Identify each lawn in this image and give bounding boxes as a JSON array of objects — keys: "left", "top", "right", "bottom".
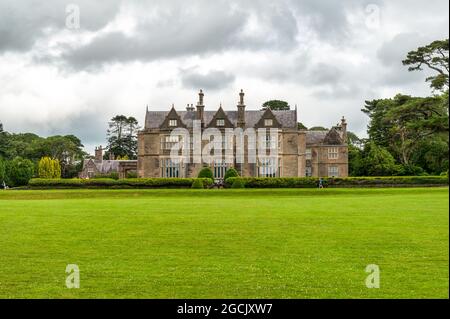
[{"left": 0, "top": 188, "right": 448, "bottom": 299}]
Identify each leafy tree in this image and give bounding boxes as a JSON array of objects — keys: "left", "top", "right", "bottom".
[
  {"left": 106, "top": 115, "right": 140, "bottom": 159},
  {"left": 6, "top": 157, "right": 35, "bottom": 187},
  {"left": 297, "top": 122, "right": 307, "bottom": 130},
  {"left": 262, "top": 100, "right": 290, "bottom": 111},
  {"left": 362, "top": 94, "right": 448, "bottom": 172},
  {"left": 402, "top": 39, "right": 449, "bottom": 92},
  {"left": 38, "top": 157, "right": 61, "bottom": 179},
  {"left": 362, "top": 142, "right": 400, "bottom": 176},
  {"left": 0, "top": 157, "right": 6, "bottom": 184}
]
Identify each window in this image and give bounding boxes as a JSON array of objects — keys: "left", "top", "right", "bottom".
[
  {"left": 257, "top": 157, "right": 280, "bottom": 177},
  {"left": 216, "top": 119, "right": 225, "bottom": 127},
  {"left": 305, "top": 148, "right": 312, "bottom": 160},
  {"left": 212, "top": 159, "right": 228, "bottom": 180},
  {"left": 328, "top": 147, "right": 338, "bottom": 159},
  {"left": 263, "top": 134, "right": 277, "bottom": 150},
  {"left": 328, "top": 166, "right": 339, "bottom": 177},
  {"left": 264, "top": 119, "right": 273, "bottom": 126},
  {"left": 161, "top": 158, "right": 182, "bottom": 178},
  {"left": 305, "top": 166, "right": 312, "bottom": 177},
  {"left": 169, "top": 119, "right": 177, "bottom": 127},
  {"left": 161, "top": 135, "right": 181, "bottom": 150}
]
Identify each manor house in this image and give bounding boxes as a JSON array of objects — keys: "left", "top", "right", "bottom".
[{"left": 137, "top": 90, "right": 348, "bottom": 179}]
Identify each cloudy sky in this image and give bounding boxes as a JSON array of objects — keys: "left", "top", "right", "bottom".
[{"left": 0, "top": 0, "right": 448, "bottom": 153}]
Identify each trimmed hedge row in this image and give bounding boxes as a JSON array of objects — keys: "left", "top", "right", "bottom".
[
  {"left": 225, "top": 176, "right": 449, "bottom": 188},
  {"left": 28, "top": 178, "right": 214, "bottom": 189}
]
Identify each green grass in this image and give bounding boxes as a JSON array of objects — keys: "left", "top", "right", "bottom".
[{"left": 0, "top": 188, "right": 448, "bottom": 299}]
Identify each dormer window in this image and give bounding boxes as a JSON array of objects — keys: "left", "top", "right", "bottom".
[
  {"left": 169, "top": 119, "right": 177, "bottom": 127},
  {"left": 216, "top": 119, "right": 225, "bottom": 127},
  {"left": 264, "top": 119, "right": 273, "bottom": 126}
]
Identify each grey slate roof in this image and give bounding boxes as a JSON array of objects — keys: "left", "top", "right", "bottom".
[
  {"left": 83, "top": 159, "right": 137, "bottom": 174},
  {"left": 306, "top": 131, "right": 328, "bottom": 144},
  {"left": 145, "top": 109, "right": 297, "bottom": 129}
]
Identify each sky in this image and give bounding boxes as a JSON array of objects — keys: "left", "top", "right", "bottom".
[{"left": 0, "top": 0, "right": 448, "bottom": 154}]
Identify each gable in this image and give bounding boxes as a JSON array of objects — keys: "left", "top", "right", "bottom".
[
  {"left": 323, "top": 128, "right": 343, "bottom": 145},
  {"left": 254, "top": 108, "right": 282, "bottom": 128},
  {"left": 207, "top": 106, "right": 234, "bottom": 128},
  {"left": 159, "top": 107, "right": 187, "bottom": 130}
]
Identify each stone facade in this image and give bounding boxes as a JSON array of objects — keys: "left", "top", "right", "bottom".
[
  {"left": 138, "top": 90, "right": 348, "bottom": 179},
  {"left": 79, "top": 146, "right": 137, "bottom": 179}
]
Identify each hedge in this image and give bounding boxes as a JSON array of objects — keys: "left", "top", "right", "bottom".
[
  {"left": 224, "top": 176, "right": 449, "bottom": 188},
  {"left": 28, "top": 178, "right": 214, "bottom": 189}
]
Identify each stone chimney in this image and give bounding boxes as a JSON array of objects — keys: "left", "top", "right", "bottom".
[
  {"left": 196, "top": 89, "right": 205, "bottom": 126},
  {"left": 237, "top": 89, "right": 246, "bottom": 128},
  {"left": 186, "top": 104, "right": 195, "bottom": 112},
  {"left": 95, "top": 146, "right": 103, "bottom": 162},
  {"left": 340, "top": 116, "right": 347, "bottom": 143}
]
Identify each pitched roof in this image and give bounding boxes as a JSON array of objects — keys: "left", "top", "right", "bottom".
[
  {"left": 306, "top": 131, "right": 328, "bottom": 144},
  {"left": 145, "top": 109, "right": 297, "bottom": 129},
  {"left": 83, "top": 159, "right": 137, "bottom": 174}
]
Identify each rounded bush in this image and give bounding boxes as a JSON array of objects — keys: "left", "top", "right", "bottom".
[
  {"left": 191, "top": 179, "right": 204, "bottom": 189},
  {"left": 231, "top": 178, "right": 245, "bottom": 189},
  {"left": 198, "top": 167, "right": 214, "bottom": 179},
  {"left": 224, "top": 167, "right": 239, "bottom": 181}
]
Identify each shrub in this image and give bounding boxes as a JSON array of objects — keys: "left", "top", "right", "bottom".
[
  {"left": 191, "top": 179, "right": 204, "bottom": 189},
  {"left": 225, "top": 176, "right": 448, "bottom": 188},
  {"left": 28, "top": 177, "right": 214, "bottom": 189},
  {"left": 231, "top": 178, "right": 245, "bottom": 189},
  {"left": 6, "top": 157, "right": 35, "bottom": 187},
  {"left": 126, "top": 171, "right": 138, "bottom": 179},
  {"left": 94, "top": 172, "right": 119, "bottom": 180},
  {"left": 224, "top": 167, "right": 239, "bottom": 180},
  {"left": 198, "top": 167, "right": 214, "bottom": 179}
]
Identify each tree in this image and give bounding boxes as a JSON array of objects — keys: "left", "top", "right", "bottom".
[
  {"left": 6, "top": 157, "right": 35, "bottom": 187},
  {"left": 0, "top": 122, "right": 7, "bottom": 158},
  {"left": 0, "top": 157, "right": 6, "bottom": 184},
  {"left": 262, "top": 100, "right": 290, "bottom": 111},
  {"left": 362, "top": 142, "right": 400, "bottom": 176},
  {"left": 402, "top": 39, "right": 449, "bottom": 92},
  {"left": 106, "top": 115, "right": 140, "bottom": 159},
  {"left": 362, "top": 94, "right": 448, "bottom": 171},
  {"left": 297, "top": 122, "right": 308, "bottom": 130},
  {"left": 38, "top": 157, "right": 61, "bottom": 179}
]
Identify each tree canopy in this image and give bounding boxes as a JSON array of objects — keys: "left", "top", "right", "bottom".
[
  {"left": 106, "top": 115, "right": 140, "bottom": 160},
  {"left": 262, "top": 100, "right": 290, "bottom": 111},
  {"left": 402, "top": 39, "right": 449, "bottom": 92}
]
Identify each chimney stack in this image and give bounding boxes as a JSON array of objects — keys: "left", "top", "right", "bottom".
[
  {"left": 95, "top": 146, "right": 103, "bottom": 162},
  {"left": 237, "top": 89, "right": 246, "bottom": 128},
  {"left": 196, "top": 89, "right": 205, "bottom": 126},
  {"left": 340, "top": 116, "right": 347, "bottom": 143}
]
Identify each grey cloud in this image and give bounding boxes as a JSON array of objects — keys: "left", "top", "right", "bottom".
[
  {"left": 60, "top": 1, "right": 301, "bottom": 69},
  {"left": 0, "top": 0, "right": 122, "bottom": 52},
  {"left": 181, "top": 68, "right": 235, "bottom": 91}
]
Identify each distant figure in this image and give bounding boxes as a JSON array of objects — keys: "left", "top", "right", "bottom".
[
  {"left": 2, "top": 181, "right": 7, "bottom": 190},
  {"left": 318, "top": 178, "right": 324, "bottom": 189}
]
